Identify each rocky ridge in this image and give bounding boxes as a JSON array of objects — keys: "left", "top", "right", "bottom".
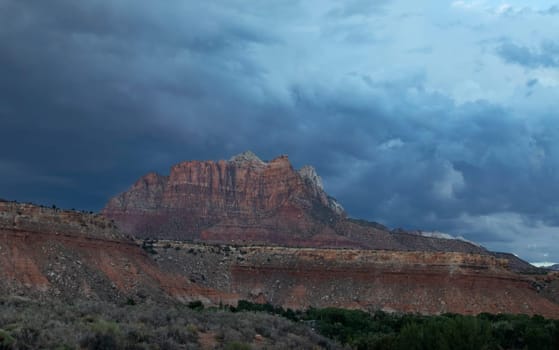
[
  {"left": 0, "top": 201, "right": 234, "bottom": 304},
  {"left": 1, "top": 198, "right": 559, "bottom": 317},
  {"left": 151, "top": 241, "right": 559, "bottom": 318},
  {"left": 0, "top": 201, "right": 122, "bottom": 240},
  {"left": 103, "top": 152, "right": 487, "bottom": 254},
  {"left": 103, "top": 153, "right": 348, "bottom": 245}
]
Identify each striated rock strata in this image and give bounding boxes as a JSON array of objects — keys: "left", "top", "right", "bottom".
[
  {"left": 103, "top": 152, "right": 486, "bottom": 254},
  {"left": 99, "top": 152, "right": 559, "bottom": 316},
  {"left": 2, "top": 201, "right": 558, "bottom": 317},
  {"left": 103, "top": 152, "right": 346, "bottom": 244},
  {"left": 0, "top": 201, "right": 236, "bottom": 304},
  {"left": 152, "top": 241, "right": 559, "bottom": 318}
]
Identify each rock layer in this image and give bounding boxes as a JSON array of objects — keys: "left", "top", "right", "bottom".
[
  {"left": 103, "top": 153, "right": 349, "bottom": 245},
  {"left": 103, "top": 152, "right": 486, "bottom": 254},
  {"left": 152, "top": 241, "right": 559, "bottom": 318},
  {"left": 0, "top": 201, "right": 235, "bottom": 304},
  {"left": 2, "top": 200, "right": 558, "bottom": 317}
]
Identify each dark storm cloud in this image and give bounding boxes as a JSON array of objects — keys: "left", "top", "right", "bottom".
[
  {"left": 289, "top": 77, "right": 559, "bottom": 259},
  {"left": 0, "top": 0, "right": 287, "bottom": 208},
  {"left": 496, "top": 39, "right": 559, "bottom": 68}
]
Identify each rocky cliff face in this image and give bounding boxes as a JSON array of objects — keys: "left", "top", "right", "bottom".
[
  {"left": 102, "top": 152, "right": 486, "bottom": 254},
  {"left": 0, "top": 201, "right": 235, "bottom": 304},
  {"left": 103, "top": 152, "right": 348, "bottom": 245}
]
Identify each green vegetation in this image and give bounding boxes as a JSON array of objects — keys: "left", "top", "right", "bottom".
[
  {"left": 224, "top": 341, "right": 251, "bottom": 350},
  {"left": 1, "top": 296, "right": 558, "bottom": 349},
  {"left": 0, "top": 329, "right": 15, "bottom": 350},
  {"left": 187, "top": 300, "right": 205, "bottom": 311},
  {"left": 232, "top": 301, "right": 559, "bottom": 350}
]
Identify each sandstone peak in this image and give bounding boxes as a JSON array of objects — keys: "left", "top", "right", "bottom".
[
  {"left": 103, "top": 153, "right": 348, "bottom": 243},
  {"left": 299, "top": 165, "right": 324, "bottom": 191},
  {"left": 229, "top": 150, "right": 266, "bottom": 166}
]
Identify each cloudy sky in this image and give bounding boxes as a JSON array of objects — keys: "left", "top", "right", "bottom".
[{"left": 2, "top": 0, "right": 559, "bottom": 263}]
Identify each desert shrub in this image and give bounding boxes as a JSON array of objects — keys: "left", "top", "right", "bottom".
[
  {"left": 0, "top": 329, "right": 15, "bottom": 350},
  {"left": 125, "top": 327, "right": 151, "bottom": 345},
  {"left": 80, "top": 332, "right": 119, "bottom": 350},
  {"left": 186, "top": 323, "right": 198, "bottom": 334},
  {"left": 216, "top": 327, "right": 244, "bottom": 345},
  {"left": 80, "top": 319, "right": 123, "bottom": 350},
  {"left": 90, "top": 319, "right": 120, "bottom": 335},
  {"left": 166, "top": 325, "right": 198, "bottom": 344},
  {"left": 0, "top": 297, "right": 336, "bottom": 349},
  {"left": 254, "top": 325, "right": 271, "bottom": 338},
  {"left": 188, "top": 300, "right": 204, "bottom": 311},
  {"left": 11, "top": 326, "right": 40, "bottom": 350},
  {"left": 224, "top": 341, "right": 251, "bottom": 350}
]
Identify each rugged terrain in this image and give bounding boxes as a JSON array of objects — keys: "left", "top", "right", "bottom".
[
  {"left": 0, "top": 201, "right": 233, "bottom": 304},
  {"left": 0, "top": 297, "right": 338, "bottom": 350},
  {"left": 103, "top": 151, "right": 486, "bottom": 254},
  {"left": 150, "top": 241, "right": 559, "bottom": 318},
  {"left": 99, "top": 151, "right": 559, "bottom": 317},
  {"left": 3, "top": 198, "right": 559, "bottom": 317},
  {"left": 3, "top": 152, "right": 559, "bottom": 319}
]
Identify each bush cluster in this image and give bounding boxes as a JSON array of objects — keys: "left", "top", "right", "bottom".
[
  {"left": 0, "top": 297, "right": 337, "bottom": 349},
  {"left": 2, "top": 296, "right": 558, "bottom": 349},
  {"left": 231, "top": 301, "right": 559, "bottom": 350}
]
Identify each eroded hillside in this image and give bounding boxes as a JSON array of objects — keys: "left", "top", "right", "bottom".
[
  {"left": 0, "top": 201, "right": 233, "bottom": 304},
  {"left": 150, "top": 241, "right": 559, "bottom": 318}
]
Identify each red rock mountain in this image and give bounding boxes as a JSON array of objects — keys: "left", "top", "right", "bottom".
[
  {"left": 103, "top": 152, "right": 348, "bottom": 246},
  {"left": 103, "top": 152, "right": 486, "bottom": 253}
]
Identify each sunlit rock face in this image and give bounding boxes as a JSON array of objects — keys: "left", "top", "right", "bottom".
[{"left": 102, "top": 152, "right": 351, "bottom": 246}]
